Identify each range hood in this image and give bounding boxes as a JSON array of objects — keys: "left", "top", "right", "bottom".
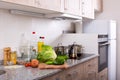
[
  {"left": 45, "top": 13, "right": 82, "bottom": 20},
  {"left": 10, "top": 9, "right": 82, "bottom": 20}
]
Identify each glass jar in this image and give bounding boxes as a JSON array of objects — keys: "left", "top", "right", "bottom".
[{"left": 10, "top": 51, "right": 17, "bottom": 65}]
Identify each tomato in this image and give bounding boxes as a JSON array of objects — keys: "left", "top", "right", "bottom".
[
  {"left": 31, "top": 59, "right": 39, "bottom": 68},
  {"left": 24, "top": 62, "right": 31, "bottom": 67}
]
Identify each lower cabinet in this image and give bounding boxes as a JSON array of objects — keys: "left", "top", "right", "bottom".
[
  {"left": 41, "top": 71, "right": 66, "bottom": 80},
  {"left": 84, "top": 57, "right": 98, "bottom": 80},
  {"left": 65, "top": 64, "right": 84, "bottom": 80},
  {"left": 98, "top": 68, "right": 108, "bottom": 80},
  {"left": 41, "top": 57, "right": 98, "bottom": 80}
]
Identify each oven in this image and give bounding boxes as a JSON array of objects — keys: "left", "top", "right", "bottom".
[{"left": 98, "top": 35, "right": 109, "bottom": 72}]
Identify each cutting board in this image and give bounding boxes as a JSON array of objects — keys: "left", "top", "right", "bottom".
[{"left": 38, "top": 63, "right": 69, "bottom": 69}]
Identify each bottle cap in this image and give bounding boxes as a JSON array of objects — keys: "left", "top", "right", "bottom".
[
  {"left": 32, "top": 32, "right": 36, "bottom": 34},
  {"left": 40, "top": 36, "right": 45, "bottom": 39}
]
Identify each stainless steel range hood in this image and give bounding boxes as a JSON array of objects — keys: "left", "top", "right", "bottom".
[{"left": 45, "top": 13, "right": 82, "bottom": 20}]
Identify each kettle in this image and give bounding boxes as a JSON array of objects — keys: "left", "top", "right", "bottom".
[{"left": 68, "top": 42, "right": 82, "bottom": 59}]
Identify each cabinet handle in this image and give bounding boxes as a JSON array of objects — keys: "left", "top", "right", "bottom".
[
  {"left": 88, "top": 71, "right": 95, "bottom": 74},
  {"left": 55, "top": 78, "right": 60, "bottom": 80},
  {"left": 38, "top": 0, "right": 41, "bottom": 5},
  {"left": 64, "top": 0, "right": 67, "bottom": 10},
  {"left": 82, "top": 2, "right": 84, "bottom": 4},
  {"left": 35, "top": 0, "right": 40, "bottom": 5},
  {"left": 82, "top": 12, "right": 84, "bottom": 15},
  {"left": 66, "top": 73, "right": 72, "bottom": 80},
  {"left": 101, "top": 75, "right": 105, "bottom": 80},
  {"left": 88, "top": 64, "right": 91, "bottom": 67},
  {"left": 79, "top": 0, "right": 81, "bottom": 9},
  {"left": 73, "top": 71, "right": 78, "bottom": 76}
]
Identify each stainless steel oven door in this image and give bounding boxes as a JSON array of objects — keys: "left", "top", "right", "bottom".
[{"left": 98, "top": 42, "right": 109, "bottom": 72}]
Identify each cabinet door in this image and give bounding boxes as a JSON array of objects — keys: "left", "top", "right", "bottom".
[
  {"left": 98, "top": 68, "right": 108, "bottom": 80},
  {"left": 65, "top": 64, "right": 84, "bottom": 80},
  {"left": 82, "top": 0, "right": 94, "bottom": 19},
  {"left": 64, "top": 0, "right": 81, "bottom": 16},
  {"left": 84, "top": 57, "right": 98, "bottom": 80},
  {"left": 1, "top": 0, "right": 35, "bottom": 6},
  {"left": 35, "top": 0, "right": 62, "bottom": 12},
  {"left": 41, "top": 71, "right": 65, "bottom": 80}
]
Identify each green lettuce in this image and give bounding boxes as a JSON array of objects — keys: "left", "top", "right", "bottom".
[{"left": 37, "top": 45, "right": 57, "bottom": 62}]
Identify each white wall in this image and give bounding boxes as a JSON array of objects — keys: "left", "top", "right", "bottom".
[
  {"left": 56, "top": 34, "right": 98, "bottom": 54},
  {"left": 84, "top": 0, "right": 120, "bottom": 80},
  {"left": 0, "top": 9, "right": 74, "bottom": 60}
]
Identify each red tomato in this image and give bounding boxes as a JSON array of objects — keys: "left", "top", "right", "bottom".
[
  {"left": 25, "top": 62, "right": 31, "bottom": 67},
  {"left": 31, "top": 59, "right": 39, "bottom": 68}
]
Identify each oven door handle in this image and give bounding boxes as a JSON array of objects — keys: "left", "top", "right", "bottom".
[{"left": 99, "top": 42, "right": 110, "bottom": 46}]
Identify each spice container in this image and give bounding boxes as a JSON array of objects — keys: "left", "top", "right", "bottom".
[
  {"left": 10, "top": 51, "right": 17, "bottom": 65},
  {"left": 3, "top": 47, "right": 11, "bottom": 65}
]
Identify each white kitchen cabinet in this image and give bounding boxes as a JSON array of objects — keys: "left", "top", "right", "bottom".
[
  {"left": 1, "top": 0, "right": 62, "bottom": 12},
  {"left": 81, "top": 0, "right": 95, "bottom": 19},
  {"left": 35, "top": 0, "right": 62, "bottom": 12},
  {"left": 0, "top": 0, "right": 95, "bottom": 19},
  {"left": 1, "top": 0, "right": 35, "bottom": 7},
  {"left": 64, "top": 0, "right": 81, "bottom": 16},
  {"left": 0, "top": 0, "right": 62, "bottom": 14},
  {"left": 94, "top": 0, "right": 103, "bottom": 12}
]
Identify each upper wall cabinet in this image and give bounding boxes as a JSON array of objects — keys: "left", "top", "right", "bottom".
[
  {"left": 63, "top": 0, "right": 81, "bottom": 16},
  {"left": 1, "top": 0, "right": 35, "bottom": 6},
  {"left": 0, "top": 0, "right": 95, "bottom": 19},
  {"left": 0, "top": 0, "right": 61, "bottom": 14},
  {"left": 35, "top": 0, "right": 62, "bottom": 12},
  {"left": 81, "top": 0, "right": 95, "bottom": 19},
  {"left": 94, "top": 0, "right": 103, "bottom": 12}
]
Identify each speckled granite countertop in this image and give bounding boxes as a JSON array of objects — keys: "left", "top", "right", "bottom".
[{"left": 0, "top": 54, "right": 98, "bottom": 80}]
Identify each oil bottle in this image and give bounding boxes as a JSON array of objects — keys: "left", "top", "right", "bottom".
[{"left": 37, "top": 36, "right": 45, "bottom": 52}]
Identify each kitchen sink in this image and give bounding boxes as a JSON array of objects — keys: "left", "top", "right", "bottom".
[{"left": 0, "top": 70, "right": 6, "bottom": 75}]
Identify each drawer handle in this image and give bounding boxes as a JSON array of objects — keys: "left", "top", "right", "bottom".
[
  {"left": 56, "top": 78, "right": 60, "bottom": 80},
  {"left": 88, "top": 64, "right": 91, "bottom": 67}
]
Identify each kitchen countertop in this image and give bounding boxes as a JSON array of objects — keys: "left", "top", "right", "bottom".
[{"left": 0, "top": 54, "right": 99, "bottom": 80}]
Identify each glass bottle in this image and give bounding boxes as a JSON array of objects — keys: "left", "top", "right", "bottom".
[
  {"left": 19, "top": 33, "right": 30, "bottom": 62},
  {"left": 37, "top": 36, "right": 45, "bottom": 52},
  {"left": 10, "top": 51, "right": 17, "bottom": 65},
  {"left": 30, "top": 32, "right": 37, "bottom": 51}
]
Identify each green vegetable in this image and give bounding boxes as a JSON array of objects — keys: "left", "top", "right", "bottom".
[
  {"left": 42, "top": 45, "right": 53, "bottom": 51},
  {"left": 45, "top": 54, "right": 68, "bottom": 65},
  {"left": 53, "top": 56, "right": 65, "bottom": 65},
  {"left": 37, "top": 45, "right": 57, "bottom": 63},
  {"left": 45, "top": 61, "right": 54, "bottom": 65},
  {"left": 57, "top": 54, "right": 69, "bottom": 61}
]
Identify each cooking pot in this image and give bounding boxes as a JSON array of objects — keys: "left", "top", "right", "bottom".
[
  {"left": 68, "top": 42, "right": 82, "bottom": 59},
  {"left": 54, "top": 43, "right": 68, "bottom": 55}
]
